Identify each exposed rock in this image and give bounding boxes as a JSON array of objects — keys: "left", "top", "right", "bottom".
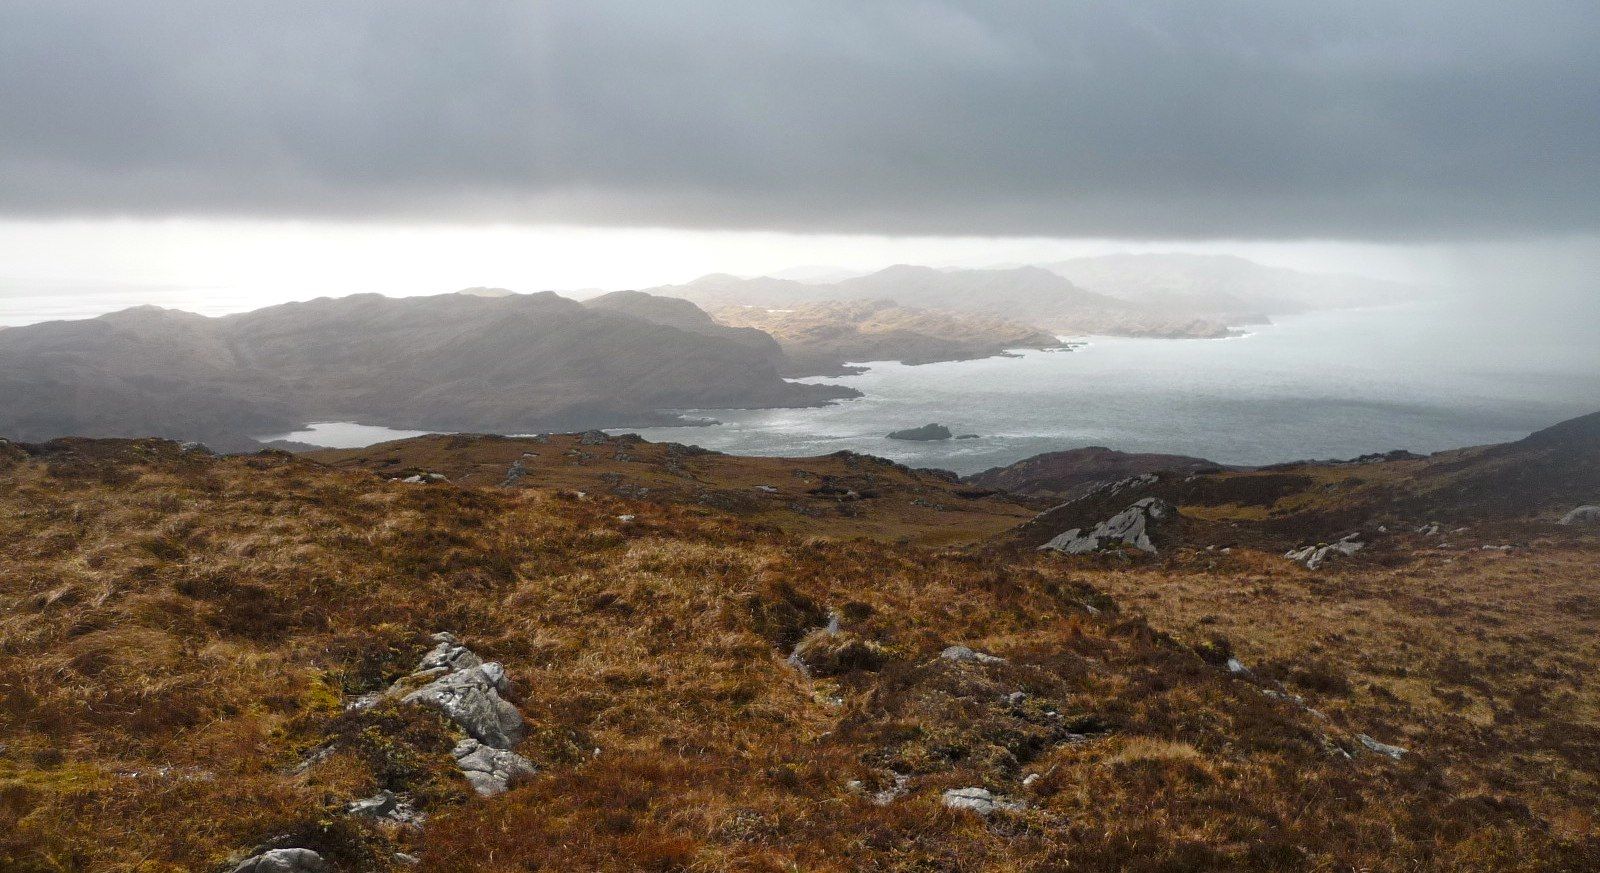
[
  {"left": 940, "top": 645, "right": 1006, "bottom": 665},
  {"left": 500, "top": 459, "right": 528, "bottom": 487},
  {"left": 346, "top": 789, "right": 422, "bottom": 823},
  {"left": 887, "top": 423, "right": 952, "bottom": 441},
  {"left": 941, "top": 787, "right": 1026, "bottom": 815},
  {"left": 579, "top": 430, "right": 610, "bottom": 445},
  {"left": 848, "top": 773, "right": 912, "bottom": 806},
  {"left": 230, "top": 848, "right": 329, "bottom": 873},
  {"left": 1286, "top": 533, "right": 1364, "bottom": 569},
  {"left": 453, "top": 738, "right": 537, "bottom": 796},
  {"left": 1037, "top": 497, "right": 1174, "bottom": 555},
  {"left": 416, "top": 632, "right": 484, "bottom": 673},
  {"left": 348, "top": 790, "right": 396, "bottom": 817},
  {"left": 403, "top": 662, "right": 524, "bottom": 749},
  {"left": 1357, "top": 734, "right": 1408, "bottom": 760},
  {"left": 955, "top": 433, "right": 980, "bottom": 440},
  {"left": 1559, "top": 505, "right": 1600, "bottom": 526}
]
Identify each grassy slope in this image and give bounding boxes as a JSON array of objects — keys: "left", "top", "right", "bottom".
[
  {"left": 307, "top": 433, "right": 1035, "bottom": 548},
  {"left": 0, "top": 439, "right": 1594, "bottom": 871}
]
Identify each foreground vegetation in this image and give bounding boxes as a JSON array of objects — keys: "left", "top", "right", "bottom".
[{"left": 1, "top": 435, "right": 1596, "bottom": 871}]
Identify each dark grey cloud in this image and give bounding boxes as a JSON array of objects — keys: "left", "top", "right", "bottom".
[{"left": 2, "top": 1, "right": 1598, "bottom": 239}]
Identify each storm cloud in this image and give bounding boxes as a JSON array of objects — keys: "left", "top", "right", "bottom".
[{"left": 2, "top": 1, "right": 1598, "bottom": 239}]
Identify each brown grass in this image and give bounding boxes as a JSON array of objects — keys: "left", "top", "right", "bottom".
[{"left": 0, "top": 438, "right": 1594, "bottom": 871}]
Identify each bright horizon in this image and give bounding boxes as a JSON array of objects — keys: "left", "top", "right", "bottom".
[{"left": 0, "top": 218, "right": 1453, "bottom": 327}]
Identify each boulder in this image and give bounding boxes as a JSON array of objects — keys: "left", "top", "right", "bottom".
[
  {"left": 887, "top": 423, "right": 952, "bottom": 441},
  {"left": 403, "top": 662, "right": 525, "bottom": 749},
  {"left": 1286, "top": 533, "right": 1364, "bottom": 569},
  {"left": 416, "top": 632, "right": 484, "bottom": 673},
  {"left": 230, "top": 849, "right": 329, "bottom": 873},
  {"left": 940, "top": 645, "right": 1006, "bottom": 665},
  {"left": 1559, "top": 505, "right": 1600, "bottom": 526},
  {"left": 345, "top": 789, "right": 422, "bottom": 823},
  {"left": 453, "top": 739, "right": 537, "bottom": 796},
  {"left": 1037, "top": 497, "right": 1174, "bottom": 555},
  {"left": 941, "top": 787, "right": 1025, "bottom": 815},
  {"left": 500, "top": 459, "right": 528, "bottom": 487},
  {"left": 579, "top": 430, "right": 610, "bottom": 445},
  {"left": 1357, "top": 733, "right": 1408, "bottom": 760},
  {"left": 347, "top": 790, "right": 398, "bottom": 818}
]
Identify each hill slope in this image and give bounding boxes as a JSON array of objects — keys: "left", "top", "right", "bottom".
[
  {"left": 710, "top": 300, "right": 1063, "bottom": 376},
  {"left": 968, "top": 446, "right": 1228, "bottom": 503},
  {"left": 652, "top": 265, "right": 1236, "bottom": 338},
  {"left": 0, "top": 292, "right": 854, "bottom": 451},
  {"left": 306, "top": 430, "right": 1035, "bottom": 547},
  {"left": 2, "top": 415, "right": 1598, "bottom": 870}
]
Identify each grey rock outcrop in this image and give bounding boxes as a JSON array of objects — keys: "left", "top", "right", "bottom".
[
  {"left": 230, "top": 849, "right": 329, "bottom": 873},
  {"left": 1037, "top": 496, "right": 1174, "bottom": 555},
  {"left": 397, "top": 632, "right": 535, "bottom": 796},
  {"left": 1559, "top": 505, "right": 1600, "bottom": 526},
  {"left": 454, "top": 739, "right": 538, "bottom": 796},
  {"left": 416, "top": 632, "right": 484, "bottom": 674},
  {"left": 1357, "top": 734, "right": 1408, "bottom": 760},
  {"left": 941, "top": 787, "right": 1025, "bottom": 815},
  {"left": 346, "top": 789, "right": 423, "bottom": 824},
  {"left": 940, "top": 645, "right": 1006, "bottom": 665},
  {"left": 1286, "top": 533, "right": 1364, "bottom": 569},
  {"left": 403, "top": 656, "right": 524, "bottom": 750}
]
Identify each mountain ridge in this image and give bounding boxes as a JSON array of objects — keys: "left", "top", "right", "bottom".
[{"left": 0, "top": 291, "right": 856, "bottom": 451}]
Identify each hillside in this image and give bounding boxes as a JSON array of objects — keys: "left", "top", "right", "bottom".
[
  {"left": 1009, "top": 410, "right": 1600, "bottom": 554},
  {"left": 580, "top": 290, "right": 785, "bottom": 362},
  {"left": 306, "top": 431, "right": 1034, "bottom": 547},
  {"left": 651, "top": 266, "right": 1236, "bottom": 339},
  {"left": 968, "top": 446, "right": 1229, "bottom": 503},
  {"left": 1, "top": 414, "right": 1598, "bottom": 870},
  {"left": 0, "top": 292, "right": 854, "bottom": 452},
  {"left": 710, "top": 300, "right": 1063, "bottom": 376}
]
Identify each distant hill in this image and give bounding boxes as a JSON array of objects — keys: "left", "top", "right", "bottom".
[
  {"left": 650, "top": 265, "right": 1236, "bottom": 338},
  {"left": 711, "top": 299, "right": 1062, "bottom": 376},
  {"left": 1043, "top": 253, "right": 1413, "bottom": 322},
  {"left": 1008, "top": 408, "right": 1600, "bottom": 553},
  {"left": 582, "top": 289, "right": 785, "bottom": 361},
  {"left": 0, "top": 291, "right": 855, "bottom": 450},
  {"left": 967, "top": 445, "right": 1229, "bottom": 502}
]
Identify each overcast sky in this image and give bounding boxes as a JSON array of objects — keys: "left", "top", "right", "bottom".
[{"left": 2, "top": 1, "right": 1598, "bottom": 321}]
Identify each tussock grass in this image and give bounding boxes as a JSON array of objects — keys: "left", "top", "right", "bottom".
[{"left": 0, "top": 439, "right": 1593, "bottom": 870}]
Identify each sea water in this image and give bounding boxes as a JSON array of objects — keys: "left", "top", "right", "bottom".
[{"left": 262, "top": 302, "right": 1599, "bottom": 474}]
